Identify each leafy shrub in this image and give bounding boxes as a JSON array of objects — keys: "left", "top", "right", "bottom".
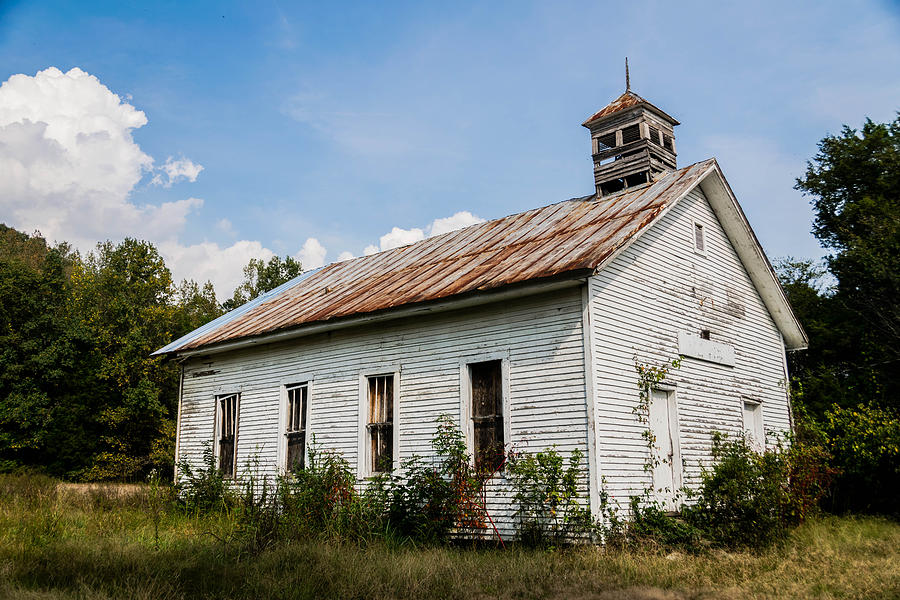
[
  {"left": 383, "top": 416, "right": 486, "bottom": 544},
  {"left": 176, "top": 441, "right": 232, "bottom": 512},
  {"left": 821, "top": 403, "right": 900, "bottom": 515},
  {"left": 783, "top": 436, "right": 836, "bottom": 523},
  {"left": 506, "top": 447, "right": 592, "bottom": 546},
  {"left": 626, "top": 498, "right": 702, "bottom": 550},
  {"left": 278, "top": 439, "right": 384, "bottom": 542},
  {"left": 683, "top": 434, "right": 811, "bottom": 549}
]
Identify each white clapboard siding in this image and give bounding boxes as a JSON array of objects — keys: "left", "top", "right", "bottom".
[
  {"left": 178, "top": 287, "right": 590, "bottom": 537},
  {"left": 589, "top": 186, "right": 791, "bottom": 505}
]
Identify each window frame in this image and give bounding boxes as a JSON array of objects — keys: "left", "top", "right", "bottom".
[
  {"left": 278, "top": 380, "right": 312, "bottom": 474},
  {"left": 358, "top": 367, "right": 400, "bottom": 478},
  {"left": 214, "top": 391, "right": 240, "bottom": 479},
  {"left": 459, "top": 352, "right": 511, "bottom": 475}
]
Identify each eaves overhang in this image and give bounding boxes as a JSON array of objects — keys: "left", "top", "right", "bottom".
[
  {"left": 165, "top": 274, "right": 590, "bottom": 359},
  {"left": 696, "top": 162, "right": 808, "bottom": 350}
]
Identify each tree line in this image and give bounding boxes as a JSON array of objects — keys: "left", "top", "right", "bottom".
[
  {"left": 777, "top": 115, "right": 899, "bottom": 513},
  {"left": 0, "top": 229, "right": 301, "bottom": 480}
]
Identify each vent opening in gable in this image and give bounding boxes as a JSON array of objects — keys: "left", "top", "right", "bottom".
[{"left": 694, "top": 222, "right": 705, "bottom": 253}]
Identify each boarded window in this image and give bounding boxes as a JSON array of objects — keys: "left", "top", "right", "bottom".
[
  {"left": 621, "top": 124, "right": 641, "bottom": 144},
  {"left": 285, "top": 384, "right": 308, "bottom": 472},
  {"left": 694, "top": 222, "right": 705, "bottom": 253},
  {"left": 470, "top": 360, "right": 504, "bottom": 472},
  {"left": 648, "top": 125, "right": 661, "bottom": 145},
  {"left": 217, "top": 393, "right": 239, "bottom": 478},
  {"left": 596, "top": 132, "right": 616, "bottom": 151},
  {"left": 743, "top": 400, "right": 764, "bottom": 450},
  {"left": 367, "top": 374, "right": 394, "bottom": 473}
]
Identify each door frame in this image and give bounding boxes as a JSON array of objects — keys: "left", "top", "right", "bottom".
[{"left": 648, "top": 385, "right": 682, "bottom": 510}]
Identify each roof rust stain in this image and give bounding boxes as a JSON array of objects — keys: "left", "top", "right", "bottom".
[
  {"left": 582, "top": 90, "right": 680, "bottom": 127},
  {"left": 173, "top": 160, "right": 715, "bottom": 352},
  {"left": 582, "top": 91, "right": 645, "bottom": 125}
]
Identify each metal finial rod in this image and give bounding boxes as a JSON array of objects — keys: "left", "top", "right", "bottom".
[{"left": 625, "top": 57, "right": 630, "bottom": 92}]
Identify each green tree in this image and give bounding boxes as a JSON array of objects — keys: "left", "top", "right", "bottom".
[
  {"left": 71, "top": 239, "right": 181, "bottom": 480},
  {"left": 0, "top": 227, "right": 223, "bottom": 479},
  {"left": 174, "top": 279, "right": 223, "bottom": 335},
  {"left": 775, "top": 258, "right": 861, "bottom": 416},
  {"left": 222, "top": 255, "right": 303, "bottom": 311},
  {"left": 792, "top": 115, "right": 900, "bottom": 413},
  {"left": 0, "top": 226, "right": 89, "bottom": 475}
]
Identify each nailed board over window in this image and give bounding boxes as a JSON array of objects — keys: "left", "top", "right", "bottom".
[
  {"left": 366, "top": 374, "right": 394, "bottom": 473},
  {"left": 743, "top": 398, "right": 765, "bottom": 450},
  {"left": 469, "top": 360, "right": 504, "bottom": 472},
  {"left": 677, "top": 330, "right": 735, "bottom": 367}
]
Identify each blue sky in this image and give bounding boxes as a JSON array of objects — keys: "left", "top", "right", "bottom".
[{"left": 1, "top": 0, "right": 898, "bottom": 296}]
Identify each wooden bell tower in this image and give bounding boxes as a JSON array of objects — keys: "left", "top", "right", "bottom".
[{"left": 583, "top": 60, "right": 680, "bottom": 196}]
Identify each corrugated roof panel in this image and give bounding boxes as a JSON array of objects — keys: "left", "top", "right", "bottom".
[
  {"left": 151, "top": 266, "right": 323, "bottom": 356},
  {"left": 157, "top": 160, "right": 715, "bottom": 354}
]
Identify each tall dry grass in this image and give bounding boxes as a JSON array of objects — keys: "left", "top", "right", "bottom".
[{"left": 0, "top": 473, "right": 898, "bottom": 599}]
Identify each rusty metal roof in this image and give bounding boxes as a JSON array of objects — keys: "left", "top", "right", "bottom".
[
  {"left": 156, "top": 159, "right": 716, "bottom": 355},
  {"left": 582, "top": 90, "right": 680, "bottom": 127}
]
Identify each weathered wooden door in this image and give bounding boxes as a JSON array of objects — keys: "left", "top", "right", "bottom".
[
  {"left": 648, "top": 388, "right": 680, "bottom": 511},
  {"left": 470, "top": 360, "right": 504, "bottom": 472}
]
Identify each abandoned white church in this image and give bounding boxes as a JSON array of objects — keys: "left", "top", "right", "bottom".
[{"left": 155, "top": 81, "right": 807, "bottom": 533}]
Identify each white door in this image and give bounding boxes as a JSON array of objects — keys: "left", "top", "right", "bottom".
[{"left": 648, "top": 389, "right": 681, "bottom": 511}]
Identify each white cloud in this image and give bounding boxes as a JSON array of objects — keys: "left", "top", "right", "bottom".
[
  {"left": 297, "top": 237, "right": 327, "bottom": 269},
  {"left": 428, "top": 211, "right": 485, "bottom": 237},
  {"left": 216, "top": 218, "right": 235, "bottom": 236},
  {"left": 379, "top": 226, "right": 425, "bottom": 251},
  {"left": 159, "top": 240, "right": 275, "bottom": 300},
  {"left": 152, "top": 156, "right": 204, "bottom": 188},
  {"left": 0, "top": 67, "right": 208, "bottom": 250},
  {"left": 361, "top": 211, "right": 486, "bottom": 254},
  {"left": 336, "top": 251, "right": 354, "bottom": 261},
  {"left": 0, "top": 66, "right": 264, "bottom": 300}
]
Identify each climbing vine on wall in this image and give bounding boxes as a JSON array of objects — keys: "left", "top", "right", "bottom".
[{"left": 632, "top": 356, "right": 682, "bottom": 481}]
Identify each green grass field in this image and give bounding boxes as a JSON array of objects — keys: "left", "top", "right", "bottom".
[{"left": 1, "top": 475, "right": 898, "bottom": 600}]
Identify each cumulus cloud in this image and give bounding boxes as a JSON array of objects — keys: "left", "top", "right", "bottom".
[
  {"left": 215, "top": 218, "right": 236, "bottom": 236},
  {"left": 0, "top": 66, "right": 260, "bottom": 299},
  {"left": 152, "top": 156, "right": 204, "bottom": 188},
  {"left": 428, "top": 211, "right": 484, "bottom": 237},
  {"left": 379, "top": 226, "right": 426, "bottom": 251},
  {"left": 360, "top": 211, "right": 486, "bottom": 254},
  {"left": 0, "top": 67, "right": 207, "bottom": 249},
  {"left": 159, "top": 240, "right": 275, "bottom": 300},
  {"left": 336, "top": 251, "right": 355, "bottom": 261},
  {"left": 296, "top": 237, "right": 327, "bottom": 269}
]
